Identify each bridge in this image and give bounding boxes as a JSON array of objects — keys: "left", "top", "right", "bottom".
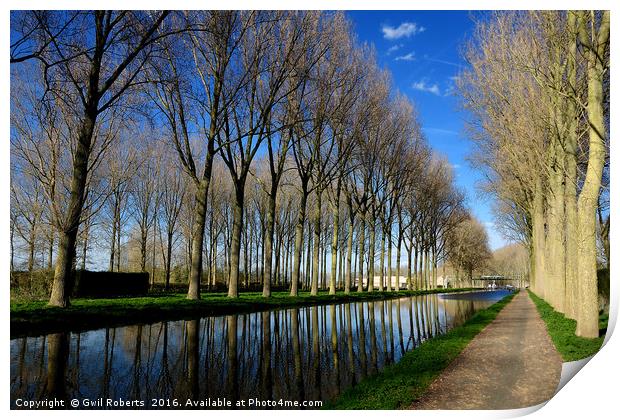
[{"left": 471, "top": 275, "right": 528, "bottom": 289}]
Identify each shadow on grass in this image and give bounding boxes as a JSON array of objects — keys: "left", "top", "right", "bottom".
[{"left": 528, "top": 290, "right": 606, "bottom": 362}]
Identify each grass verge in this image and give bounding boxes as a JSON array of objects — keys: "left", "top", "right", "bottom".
[
  {"left": 10, "top": 288, "right": 477, "bottom": 338},
  {"left": 326, "top": 291, "right": 516, "bottom": 409},
  {"left": 527, "top": 290, "right": 607, "bottom": 361}
]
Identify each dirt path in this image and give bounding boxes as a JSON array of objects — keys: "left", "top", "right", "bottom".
[{"left": 411, "top": 290, "right": 562, "bottom": 410}]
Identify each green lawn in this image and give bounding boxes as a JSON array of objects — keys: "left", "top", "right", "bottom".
[
  {"left": 326, "top": 291, "right": 516, "bottom": 409},
  {"left": 10, "top": 287, "right": 478, "bottom": 338},
  {"left": 528, "top": 290, "right": 607, "bottom": 361}
]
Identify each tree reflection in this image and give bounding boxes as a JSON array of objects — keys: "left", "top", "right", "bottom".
[
  {"left": 11, "top": 292, "right": 505, "bottom": 409},
  {"left": 291, "top": 308, "right": 304, "bottom": 401},
  {"left": 226, "top": 315, "right": 238, "bottom": 402},
  {"left": 261, "top": 311, "right": 273, "bottom": 401},
  {"left": 330, "top": 305, "right": 340, "bottom": 390},
  {"left": 44, "top": 332, "right": 69, "bottom": 405},
  {"left": 187, "top": 319, "right": 200, "bottom": 400}
]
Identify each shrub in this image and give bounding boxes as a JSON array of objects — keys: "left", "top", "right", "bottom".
[{"left": 10, "top": 270, "right": 53, "bottom": 301}]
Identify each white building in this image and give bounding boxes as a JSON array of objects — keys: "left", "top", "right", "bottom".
[{"left": 353, "top": 275, "right": 454, "bottom": 289}]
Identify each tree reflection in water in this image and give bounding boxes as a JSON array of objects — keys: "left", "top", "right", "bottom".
[{"left": 11, "top": 291, "right": 509, "bottom": 409}]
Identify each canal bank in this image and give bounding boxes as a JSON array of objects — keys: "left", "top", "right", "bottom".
[{"left": 11, "top": 288, "right": 479, "bottom": 338}]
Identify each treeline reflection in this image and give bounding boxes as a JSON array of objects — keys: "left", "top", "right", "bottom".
[{"left": 11, "top": 292, "right": 503, "bottom": 409}]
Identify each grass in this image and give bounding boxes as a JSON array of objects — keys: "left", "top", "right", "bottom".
[
  {"left": 10, "top": 287, "right": 478, "bottom": 338},
  {"left": 326, "top": 291, "right": 516, "bottom": 409},
  {"left": 528, "top": 290, "right": 607, "bottom": 361}
]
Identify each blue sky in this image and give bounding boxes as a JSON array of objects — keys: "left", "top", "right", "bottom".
[{"left": 346, "top": 11, "right": 507, "bottom": 250}]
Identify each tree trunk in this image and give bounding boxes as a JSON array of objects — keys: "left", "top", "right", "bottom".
[
  {"left": 387, "top": 226, "right": 392, "bottom": 292},
  {"left": 50, "top": 229, "right": 77, "bottom": 307},
  {"left": 311, "top": 190, "right": 322, "bottom": 296},
  {"left": 353, "top": 241, "right": 358, "bottom": 289},
  {"left": 228, "top": 184, "right": 245, "bottom": 298},
  {"left": 28, "top": 223, "right": 36, "bottom": 273},
  {"left": 425, "top": 250, "right": 431, "bottom": 290},
  {"left": 48, "top": 233, "right": 54, "bottom": 270},
  {"left": 357, "top": 215, "right": 366, "bottom": 292},
  {"left": 151, "top": 214, "right": 157, "bottom": 285},
  {"left": 257, "top": 219, "right": 261, "bottom": 288},
  {"left": 165, "top": 230, "right": 173, "bottom": 290},
  {"left": 329, "top": 185, "right": 341, "bottom": 295},
  {"left": 339, "top": 239, "right": 345, "bottom": 289},
  {"left": 322, "top": 237, "right": 327, "bottom": 290},
  {"left": 273, "top": 218, "right": 282, "bottom": 289},
  {"left": 546, "top": 124, "right": 566, "bottom": 312},
  {"left": 187, "top": 178, "right": 210, "bottom": 300},
  {"left": 417, "top": 245, "right": 423, "bottom": 290},
  {"left": 140, "top": 227, "right": 148, "bottom": 273},
  {"left": 49, "top": 114, "right": 96, "bottom": 307},
  {"left": 259, "top": 219, "right": 264, "bottom": 287},
  {"left": 115, "top": 207, "right": 121, "bottom": 272},
  {"left": 576, "top": 10, "right": 608, "bottom": 338},
  {"left": 395, "top": 229, "right": 402, "bottom": 292},
  {"left": 207, "top": 218, "right": 214, "bottom": 289},
  {"left": 367, "top": 219, "right": 375, "bottom": 292},
  {"left": 410, "top": 242, "right": 416, "bottom": 290},
  {"left": 244, "top": 215, "right": 250, "bottom": 288},
  {"left": 109, "top": 197, "right": 118, "bottom": 271},
  {"left": 564, "top": 13, "right": 579, "bottom": 319},
  {"left": 432, "top": 246, "right": 438, "bottom": 289},
  {"left": 81, "top": 221, "right": 89, "bottom": 271},
  {"left": 379, "top": 227, "right": 386, "bottom": 291},
  {"left": 211, "top": 232, "right": 217, "bottom": 287},
  {"left": 305, "top": 224, "right": 312, "bottom": 290},
  {"left": 345, "top": 214, "right": 354, "bottom": 294},
  {"left": 531, "top": 175, "right": 546, "bottom": 298},
  {"left": 290, "top": 190, "right": 308, "bottom": 296}
]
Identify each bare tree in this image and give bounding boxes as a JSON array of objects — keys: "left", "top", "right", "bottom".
[
  {"left": 216, "top": 12, "right": 319, "bottom": 297},
  {"left": 11, "top": 11, "right": 171, "bottom": 306},
  {"left": 158, "top": 152, "right": 187, "bottom": 290},
  {"left": 446, "top": 216, "right": 492, "bottom": 284},
  {"left": 131, "top": 140, "right": 162, "bottom": 274}
]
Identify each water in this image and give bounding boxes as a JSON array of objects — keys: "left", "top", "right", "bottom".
[{"left": 10, "top": 290, "right": 510, "bottom": 409}]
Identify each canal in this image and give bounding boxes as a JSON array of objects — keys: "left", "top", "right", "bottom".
[{"left": 10, "top": 290, "right": 511, "bottom": 409}]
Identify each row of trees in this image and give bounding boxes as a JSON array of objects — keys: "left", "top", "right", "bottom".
[
  {"left": 458, "top": 11, "right": 609, "bottom": 337},
  {"left": 11, "top": 11, "right": 481, "bottom": 307}
]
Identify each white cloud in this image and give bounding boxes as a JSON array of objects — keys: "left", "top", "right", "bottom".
[
  {"left": 382, "top": 22, "right": 425, "bottom": 40},
  {"left": 425, "top": 127, "right": 459, "bottom": 136},
  {"left": 386, "top": 43, "right": 403, "bottom": 55},
  {"left": 412, "top": 80, "right": 441, "bottom": 96},
  {"left": 423, "top": 55, "right": 462, "bottom": 68},
  {"left": 442, "top": 75, "right": 460, "bottom": 97},
  {"left": 394, "top": 52, "right": 415, "bottom": 61}
]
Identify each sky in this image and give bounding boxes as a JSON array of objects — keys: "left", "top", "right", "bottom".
[{"left": 345, "top": 11, "right": 507, "bottom": 250}]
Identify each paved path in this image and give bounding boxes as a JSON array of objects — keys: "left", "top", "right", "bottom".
[{"left": 411, "top": 290, "right": 562, "bottom": 410}]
